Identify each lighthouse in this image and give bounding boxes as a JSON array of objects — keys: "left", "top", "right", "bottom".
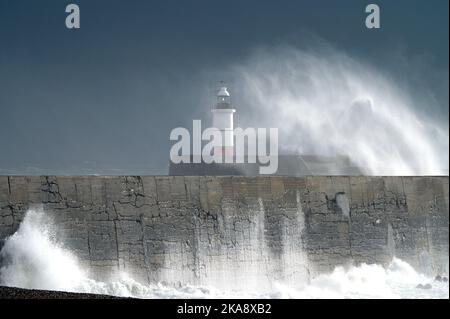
[{"left": 212, "top": 86, "right": 236, "bottom": 159}]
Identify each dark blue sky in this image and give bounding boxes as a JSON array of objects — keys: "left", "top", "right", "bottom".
[{"left": 0, "top": 0, "right": 448, "bottom": 173}]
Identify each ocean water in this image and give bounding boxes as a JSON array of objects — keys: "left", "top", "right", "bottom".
[{"left": 0, "top": 210, "right": 448, "bottom": 299}]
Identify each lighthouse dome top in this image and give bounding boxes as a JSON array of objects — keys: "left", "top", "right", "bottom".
[{"left": 217, "top": 87, "right": 230, "bottom": 97}]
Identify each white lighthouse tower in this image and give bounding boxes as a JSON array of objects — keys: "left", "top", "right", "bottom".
[{"left": 212, "top": 86, "right": 236, "bottom": 159}]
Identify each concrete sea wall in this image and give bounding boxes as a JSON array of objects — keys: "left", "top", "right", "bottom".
[{"left": 0, "top": 176, "right": 448, "bottom": 288}]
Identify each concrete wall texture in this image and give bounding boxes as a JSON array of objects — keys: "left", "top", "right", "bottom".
[{"left": 0, "top": 176, "right": 448, "bottom": 288}]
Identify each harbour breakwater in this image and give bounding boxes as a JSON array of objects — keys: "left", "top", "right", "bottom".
[{"left": 0, "top": 176, "right": 448, "bottom": 290}]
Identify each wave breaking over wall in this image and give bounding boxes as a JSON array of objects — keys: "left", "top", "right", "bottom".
[
  {"left": 0, "top": 176, "right": 448, "bottom": 298},
  {"left": 1, "top": 208, "right": 448, "bottom": 298},
  {"left": 226, "top": 46, "right": 449, "bottom": 175}
]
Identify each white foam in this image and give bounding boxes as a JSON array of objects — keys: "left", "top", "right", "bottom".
[
  {"left": 0, "top": 210, "right": 86, "bottom": 292},
  {"left": 1, "top": 209, "right": 448, "bottom": 299}
]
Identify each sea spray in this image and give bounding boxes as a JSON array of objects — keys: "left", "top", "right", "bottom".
[
  {"left": 229, "top": 46, "right": 449, "bottom": 175},
  {"left": 155, "top": 196, "right": 310, "bottom": 292},
  {"left": 0, "top": 209, "right": 86, "bottom": 292},
  {"left": 0, "top": 210, "right": 448, "bottom": 298}
]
